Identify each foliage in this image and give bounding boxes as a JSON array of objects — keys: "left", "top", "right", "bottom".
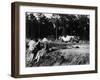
[{"left": 26, "top": 13, "right": 90, "bottom": 40}]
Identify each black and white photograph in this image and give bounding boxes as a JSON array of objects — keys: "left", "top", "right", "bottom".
[
  {"left": 25, "top": 12, "right": 90, "bottom": 67},
  {"left": 11, "top": 2, "right": 97, "bottom": 77}
]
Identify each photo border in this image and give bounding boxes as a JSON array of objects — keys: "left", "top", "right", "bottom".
[{"left": 11, "top": 2, "right": 98, "bottom": 78}]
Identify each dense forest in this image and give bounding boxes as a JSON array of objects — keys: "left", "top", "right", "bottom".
[{"left": 26, "top": 13, "right": 90, "bottom": 40}]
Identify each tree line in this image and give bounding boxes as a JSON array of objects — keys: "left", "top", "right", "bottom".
[{"left": 26, "top": 13, "right": 90, "bottom": 40}]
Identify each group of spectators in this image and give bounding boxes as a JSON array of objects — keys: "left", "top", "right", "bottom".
[{"left": 26, "top": 38, "right": 47, "bottom": 64}]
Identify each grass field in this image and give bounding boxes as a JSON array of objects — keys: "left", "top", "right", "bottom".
[{"left": 26, "top": 42, "right": 90, "bottom": 67}]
